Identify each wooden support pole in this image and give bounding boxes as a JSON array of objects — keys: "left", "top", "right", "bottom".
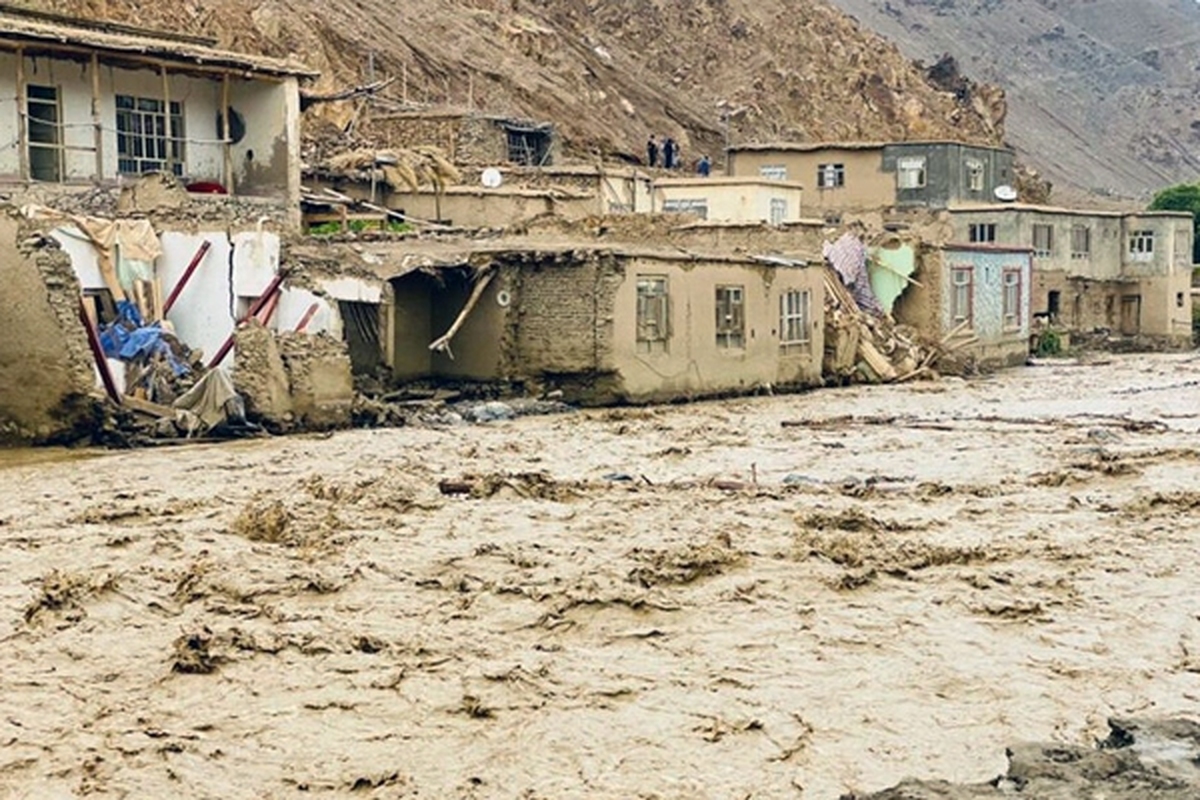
[
  {"left": 207, "top": 271, "right": 288, "bottom": 369},
  {"left": 429, "top": 269, "right": 495, "bottom": 356},
  {"left": 16, "top": 48, "right": 27, "bottom": 181},
  {"left": 160, "top": 65, "right": 172, "bottom": 174},
  {"left": 293, "top": 303, "right": 320, "bottom": 333},
  {"left": 162, "top": 240, "right": 212, "bottom": 315},
  {"left": 221, "top": 71, "right": 233, "bottom": 191},
  {"left": 91, "top": 53, "right": 103, "bottom": 181},
  {"left": 78, "top": 297, "right": 122, "bottom": 405}
]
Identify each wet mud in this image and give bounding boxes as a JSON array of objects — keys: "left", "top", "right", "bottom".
[{"left": 2, "top": 354, "right": 1200, "bottom": 798}]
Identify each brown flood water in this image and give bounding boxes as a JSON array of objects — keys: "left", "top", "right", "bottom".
[{"left": 2, "top": 353, "right": 1200, "bottom": 798}]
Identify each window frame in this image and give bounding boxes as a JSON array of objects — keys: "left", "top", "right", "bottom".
[
  {"left": 759, "top": 165, "right": 788, "bottom": 181},
  {"left": 27, "top": 84, "right": 64, "bottom": 182},
  {"left": 635, "top": 275, "right": 670, "bottom": 354},
  {"left": 779, "top": 288, "right": 811, "bottom": 352},
  {"left": 968, "top": 223, "right": 996, "bottom": 244},
  {"left": 769, "top": 197, "right": 788, "bottom": 226},
  {"left": 1128, "top": 230, "right": 1155, "bottom": 261},
  {"left": 715, "top": 284, "right": 746, "bottom": 350},
  {"left": 1070, "top": 225, "right": 1091, "bottom": 260},
  {"left": 1032, "top": 223, "right": 1054, "bottom": 258},
  {"left": 1002, "top": 267, "right": 1022, "bottom": 330},
  {"left": 950, "top": 266, "right": 974, "bottom": 328},
  {"left": 965, "top": 158, "right": 985, "bottom": 192},
  {"left": 817, "top": 163, "right": 845, "bottom": 189},
  {"left": 897, "top": 156, "right": 927, "bottom": 190},
  {"left": 661, "top": 198, "right": 708, "bottom": 219},
  {"left": 115, "top": 94, "right": 185, "bottom": 177}
]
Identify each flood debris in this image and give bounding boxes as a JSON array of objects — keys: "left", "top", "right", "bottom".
[
  {"left": 844, "top": 716, "right": 1200, "bottom": 799},
  {"left": 627, "top": 533, "right": 744, "bottom": 588}
]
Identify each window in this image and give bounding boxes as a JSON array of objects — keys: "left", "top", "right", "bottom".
[
  {"left": 966, "top": 158, "right": 985, "bottom": 192},
  {"left": 1048, "top": 290, "right": 1061, "bottom": 317},
  {"left": 662, "top": 198, "right": 708, "bottom": 219},
  {"left": 951, "top": 266, "right": 973, "bottom": 327},
  {"left": 1032, "top": 224, "right": 1054, "bottom": 258},
  {"left": 769, "top": 198, "right": 788, "bottom": 226},
  {"left": 817, "top": 163, "right": 845, "bottom": 188},
  {"left": 1128, "top": 230, "right": 1155, "bottom": 261},
  {"left": 897, "top": 156, "right": 927, "bottom": 189},
  {"left": 715, "top": 285, "right": 745, "bottom": 349},
  {"left": 968, "top": 223, "right": 996, "bottom": 243},
  {"left": 636, "top": 276, "right": 670, "bottom": 353},
  {"left": 1070, "top": 225, "right": 1091, "bottom": 259},
  {"left": 27, "top": 85, "right": 63, "bottom": 182},
  {"left": 1003, "top": 268, "right": 1022, "bottom": 330},
  {"left": 759, "top": 165, "right": 788, "bottom": 181},
  {"left": 505, "top": 126, "right": 552, "bottom": 166},
  {"left": 780, "top": 289, "right": 810, "bottom": 352},
  {"left": 116, "top": 95, "right": 184, "bottom": 176}
]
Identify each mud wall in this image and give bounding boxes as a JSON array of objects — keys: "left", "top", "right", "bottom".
[
  {"left": 0, "top": 218, "right": 97, "bottom": 443},
  {"left": 513, "top": 252, "right": 617, "bottom": 379},
  {"left": 278, "top": 333, "right": 353, "bottom": 429},
  {"left": 729, "top": 148, "right": 890, "bottom": 214},
  {"left": 607, "top": 255, "right": 824, "bottom": 402}
]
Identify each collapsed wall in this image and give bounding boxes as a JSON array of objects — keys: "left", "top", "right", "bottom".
[
  {"left": 0, "top": 216, "right": 99, "bottom": 444},
  {"left": 232, "top": 322, "right": 354, "bottom": 431}
]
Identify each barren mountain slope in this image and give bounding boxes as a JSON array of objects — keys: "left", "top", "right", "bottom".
[
  {"left": 823, "top": 0, "right": 1200, "bottom": 199},
  {"left": 32, "top": 0, "right": 1004, "bottom": 162}
]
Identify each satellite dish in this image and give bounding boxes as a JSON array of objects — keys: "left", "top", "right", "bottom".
[
  {"left": 994, "top": 185, "right": 1018, "bottom": 202},
  {"left": 481, "top": 168, "right": 503, "bottom": 189}
]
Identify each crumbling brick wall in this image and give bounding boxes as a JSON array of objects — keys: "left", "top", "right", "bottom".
[
  {"left": 510, "top": 251, "right": 620, "bottom": 385},
  {"left": 278, "top": 332, "right": 354, "bottom": 430},
  {"left": 0, "top": 218, "right": 99, "bottom": 443}
]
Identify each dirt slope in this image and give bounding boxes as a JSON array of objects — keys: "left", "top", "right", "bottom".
[
  {"left": 31, "top": 0, "right": 1004, "bottom": 162},
  {"left": 823, "top": 0, "right": 1200, "bottom": 200}
]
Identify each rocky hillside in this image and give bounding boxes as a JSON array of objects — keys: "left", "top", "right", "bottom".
[
  {"left": 32, "top": 0, "right": 1004, "bottom": 164},
  {"left": 823, "top": 0, "right": 1200, "bottom": 200}
]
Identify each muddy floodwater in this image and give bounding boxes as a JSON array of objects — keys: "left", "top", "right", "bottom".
[{"left": 3, "top": 354, "right": 1200, "bottom": 799}]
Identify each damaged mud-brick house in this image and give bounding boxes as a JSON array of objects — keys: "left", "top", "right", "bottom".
[
  {"left": 726, "top": 140, "right": 1015, "bottom": 220},
  {"left": 948, "top": 205, "right": 1195, "bottom": 347},
  {"left": 0, "top": 7, "right": 368, "bottom": 442},
  {"left": 305, "top": 163, "right": 657, "bottom": 230},
  {"left": 282, "top": 239, "right": 826, "bottom": 407}
]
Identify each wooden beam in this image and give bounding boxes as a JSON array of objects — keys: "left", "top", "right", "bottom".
[
  {"left": 91, "top": 52, "right": 103, "bottom": 181},
  {"left": 161, "top": 64, "right": 173, "bottom": 174},
  {"left": 221, "top": 71, "right": 233, "bottom": 191},
  {"left": 0, "top": 40, "right": 297, "bottom": 82},
  {"left": 15, "top": 47, "right": 27, "bottom": 180}
]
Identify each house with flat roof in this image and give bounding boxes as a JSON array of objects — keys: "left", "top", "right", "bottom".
[
  {"left": 727, "top": 141, "right": 1014, "bottom": 217},
  {"left": 948, "top": 204, "right": 1194, "bottom": 345},
  {"left": 0, "top": 5, "right": 312, "bottom": 204},
  {"left": 652, "top": 177, "right": 804, "bottom": 225},
  {"left": 0, "top": 7, "right": 321, "bottom": 442}
]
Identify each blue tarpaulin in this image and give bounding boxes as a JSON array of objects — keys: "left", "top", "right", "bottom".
[{"left": 98, "top": 301, "right": 190, "bottom": 377}]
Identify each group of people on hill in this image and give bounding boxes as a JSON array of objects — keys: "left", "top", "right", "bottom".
[{"left": 647, "top": 135, "right": 711, "bottom": 176}]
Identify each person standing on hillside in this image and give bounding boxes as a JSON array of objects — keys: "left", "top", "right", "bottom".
[
  {"left": 663, "top": 137, "right": 676, "bottom": 170},
  {"left": 697, "top": 154, "right": 711, "bottom": 177},
  {"left": 647, "top": 135, "right": 659, "bottom": 168}
]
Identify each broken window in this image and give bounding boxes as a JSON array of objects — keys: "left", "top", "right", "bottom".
[
  {"left": 116, "top": 95, "right": 185, "bottom": 176},
  {"left": 715, "top": 285, "right": 745, "bottom": 349},
  {"left": 759, "top": 165, "right": 788, "bottom": 181},
  {"left": 1032, "top": 224, "right": 1054, "bottom": 258},
  {"left": 1003, "top": 268, "right": 1022, "bottom": 330},
  {"left": 662, "top": 198, "right": 708, "bottom": 219},
  {"left": 504, "top": 124, "right": 552, "bottom": 166},
  {"left": 1128, "top": 230, "right": 1155, "bottom": 261},
  {"left": 779, "top": 289, "right": 810, "bottom": 352},
  {"left": 769, "top": 198, "right": 788, "bottom": 226},
  {"left": 338, "top": 301, "right": 382, "bottom": 376},
  {"left": 897, "top": 156, "right": 927, "bottom": 189},
  {"left": 965, "top": 158, "right": 985, "bottom": 192},
  {"left": 968, "top": 223, "right": 996, "bottom": 243},
  {"left": 817, "top": 163, "right": 845, "bottom": 188},
  {"left": 636, "top": 275, "right": 669, "bottom": 354},
  {"left": 27, "top": 85, "right": 63, "bottom": 182},
  {"left": 951, "top": 266, "right": 973, "bottom": 327},
  {"left": 1070, "top": 225, "right": 1091, "bottom": 259}
]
